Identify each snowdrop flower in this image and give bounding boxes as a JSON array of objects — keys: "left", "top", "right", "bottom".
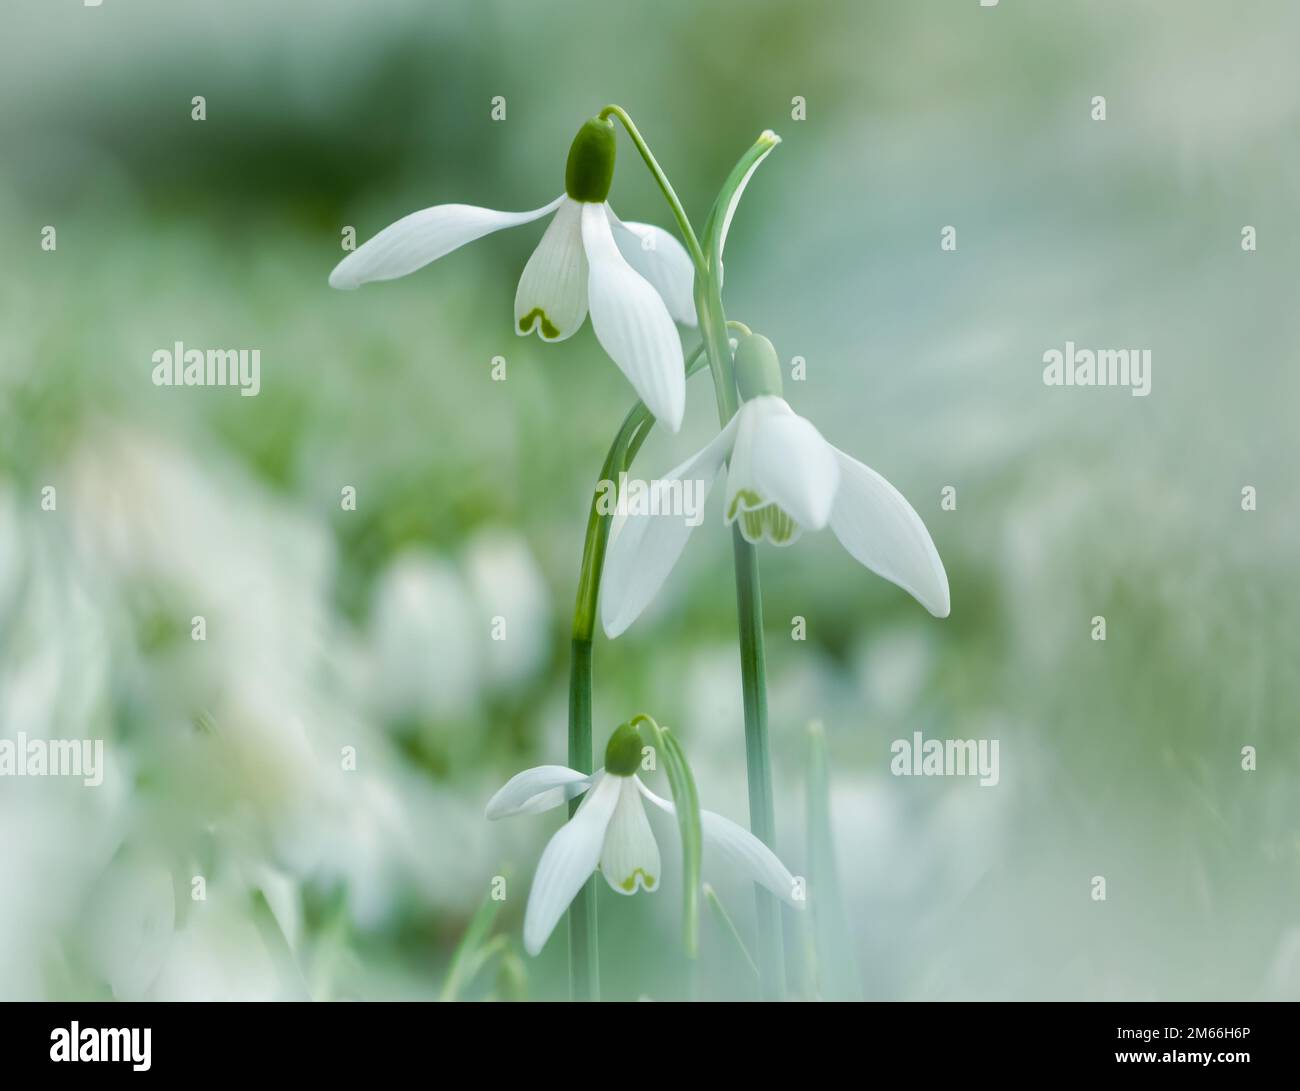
[
  {"left": 601, "top": 333, "right": 950, "bottom": 637},
  {"left": 329, "top": 118, "right": 695, "bottom": 430},
  {"left": 486, "top": 722, "right": 799, "bottom": 956}
]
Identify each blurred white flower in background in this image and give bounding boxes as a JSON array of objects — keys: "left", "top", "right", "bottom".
[
  {"left": 0, "top": 488, "right": 111, "bottom": 744},
  {"left": 368, "top": 551, "right": 480, "bottom": 723},
  {"left": 853, "top": 626, "right": 935, "bottom": 717},
  {"left": 81, "top": 857, "right": 175, "bottom": 1001},
  {"left": 145, "top": 881, "right": 287, "bottom": 1002},
  {"left": 0, "top": 778, "right": 123, "bottom": 1000},
  {"left": 462, "top": 528, "right": 551, "bottom": 691}
]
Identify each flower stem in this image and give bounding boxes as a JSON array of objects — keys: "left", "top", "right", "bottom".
[
  {"left": 731, "top": 528, "right": 785, "bottom": 999},
  {"left": 597, "top": 109, "right": 786, "bottom": 998},
  {"left": 565, "top": 637, "right": 599, "bottom": 1002},
  {"left": 599, "top": 105, "right": 707, "bottom": 274},
  {"left": 695, "top": 227, "right": 786, "bottom": 1002},
  {"left": 566, "top": 347, "right": 706, "bottom": 1000}
]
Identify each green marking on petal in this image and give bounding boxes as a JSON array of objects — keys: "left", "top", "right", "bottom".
[
  {"left": 737, "top": 501, "right": 799, "bottom": 545},
  {"left": 518, "top": 308, "right": 560, "bottom": 340},
  {"left": 767, "top": 506, "right": 797, "bottom": 544},
  {"left": 619, "top": 869, "right": 656, "bottom": 893},
  {"left": 727, "top": 488, "right": 764, "bottom": 520}
]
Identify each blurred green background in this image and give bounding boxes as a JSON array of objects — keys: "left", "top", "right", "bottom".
[{"left": 1, "top": 0, "right": 1297, "bottom": 1001}]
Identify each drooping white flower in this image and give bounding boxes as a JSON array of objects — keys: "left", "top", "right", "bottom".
[
  {"left": 486, "top": 724, "right": 800, "bottom": 957},
  {"left": 329, "top": 118, "right": 695, "bottom": 431},
  {"left": 601, "top": 333, "right": 950, "bottom": 638}
]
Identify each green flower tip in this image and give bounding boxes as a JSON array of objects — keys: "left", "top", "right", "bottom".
[
  {"left": 734, "top": 332, "right": 783, "bottom": 401},
  {"left": 565, "top": 117, "right": 616, "bottom": 203},
  {"left": 759, "top": 128, "right": 782, "bottom": 146},
  {"left": 604, "top": 720, "right": 644, "bottom": 777}
]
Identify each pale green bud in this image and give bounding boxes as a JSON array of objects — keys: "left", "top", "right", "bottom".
[{"left": 734, "top": 333, "right": 783, "bottom": 400}]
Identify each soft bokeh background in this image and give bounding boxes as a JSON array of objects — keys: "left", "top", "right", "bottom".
[{"left": 2, "top": 0, "right": 1297, "bottom": 1001}]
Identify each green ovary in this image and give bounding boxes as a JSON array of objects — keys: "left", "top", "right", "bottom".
[{"left": 518, "top": 308, "right": 559, "bottom": 339}]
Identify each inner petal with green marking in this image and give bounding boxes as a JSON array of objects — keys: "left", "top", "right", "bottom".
[
  {"left": 727, "top": 490, "right": 802, "bottom": 546},
  {"left": 616, "top": 868, "right": 656, "bottom": 893},
  {"left": 518, "top": 308, "right": 560, "bottom": 339}
]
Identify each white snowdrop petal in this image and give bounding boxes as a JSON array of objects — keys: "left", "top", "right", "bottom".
[
  {"left": 598, "top": 777, "right": 661, "bottom": 894},
  {"left": 523, "top": 773, "right": 621, "bottom": 956},
  {"left": 722, "top": 397, "right": 771, "bottom": 522},
  {"left": 600, "top": 414, "right": 740, "bottom": 638},
  {"left": 827, "top": 448, "right": 951, "bottom": 618},
  {"left": 329, "top": 195, "right": 564, "bottom": 290},
  {"left": 750, "top": 401, "right": 840, "bottom": 531},
  {"left": 484, "top": 765, "right": 592, "bottom": 820},
  {"left": 514, "top": 197, "right": 589, "bottom": 341},
  {"left": 637, "top": 782, "right": 801, "bottom": 907},
  {"left": 581, "top": 201, "right": 686, "bottom": 431},
  {"left": 608, "top": 208, "right": 698, "bottom": 326}
]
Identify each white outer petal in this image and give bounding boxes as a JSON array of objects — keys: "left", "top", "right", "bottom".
[
  {"left": 514, "top": 197, "right": 588, "bottom": 341},
  {"left": 484, "top": 764, "right": 592, "bottom": 820},
  {"left": 608, "top": 207, "right": 698, "bottom": 326},
  {"left": 827, "top": 447, "right": 951, "bottom": 618},
  {"left": 523, "top": 772, "right": 621, "bottom": 956},
  {"left": 600, "top": 413, "right": 740, "bottom": 638},
  {"left": 581, "top": 201, "right": 686, "bottom": 432},
  {"left": 638, "top": 782, "right": 801, "bottom": 908},
  {"left": 749, "top": 398, "right": 839, "bottom": 531},
  {"left": 329, "top": 195, "right": 564, "bottom": 290},
  {"left": 599, "top": 776, "right": 661, "bottom": 894}
]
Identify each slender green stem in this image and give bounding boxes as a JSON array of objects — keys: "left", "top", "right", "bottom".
[
  {"left": 587, "top": 109, "right": 787, "bottom": 998},
  {"left": 704, "top": 883, "right": 760, "bottom": 984},
  {"left": 566, "top": 638, "right": 599, "bottom": 1001},
  {"left": 600, "top": 105, "right": 707, "bottom": 274},
  {"left": 695, "top": 276, "right": 739, "bottom": 426},
  {"left": 565, "top": 346, "right": 707, "bottom": 1000},
  {"left": 731, "top": 531, "right": 785, "bottom": 999},
  {"left": 690, "top": 160, "right": 787, "bottom": 1002}
]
